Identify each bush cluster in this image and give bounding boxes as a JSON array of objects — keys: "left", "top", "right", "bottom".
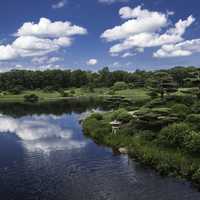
[
  {"left": 111, "top": 108, "right": 132, "bottom": 123},
  {"left": 112, "top": 82, "right": 128, "bottom": 91},
  {"left": 24, "top": 94, "right": 39, "bottom": 103},
  {"left": 158, "top": 122, "right": 200, "bottom": 154}
]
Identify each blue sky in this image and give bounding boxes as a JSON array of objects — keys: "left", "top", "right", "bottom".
[{"left": 0, "top": 0, "right": 199, "bottom": 71}]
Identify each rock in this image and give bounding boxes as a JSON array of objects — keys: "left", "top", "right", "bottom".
[{"left": 118, "top": 147, "right": 128, "bottom": 154}]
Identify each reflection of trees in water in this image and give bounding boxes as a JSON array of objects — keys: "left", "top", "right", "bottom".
[{"left": 0, "top": 97, "right": 111, "bottom": 117}]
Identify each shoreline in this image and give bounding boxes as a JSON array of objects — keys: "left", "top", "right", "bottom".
[{"left": 83, "top": 113, "right": 200, "bottom": 190}]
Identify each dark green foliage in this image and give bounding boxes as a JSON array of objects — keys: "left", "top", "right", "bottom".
[
  {"left": 171, "top": 103, "right": 190, "bottom": 119},
  {"left": 191, "top": 102, "right": 200, "bottom": 113},
  {"left": 186, "top": 114, "right": 200, "bottom": 124},
  {"left": 91, "top": 113, "right": 103, "bottom": 120},
  {"left": 127, "top": 83, "right": 135, "bottom": 89},
  {"left": 148, "top": 72, "right": 177, "bottom": 99},
  {"left": 163, "top": 94, "right": 195, "bottom": 107},
  {"left": 43, "top": 86, "right": 58, "bottom": 92},
  {"left": 158, "top": 123, "right": 191, "bottom": 148},
  {"left": 111, "top": 108, "right": 132, "bottom": 123},
  {"left": 8, "top": 86, "right": 23, "bottom": 95},
  {"left": 24, "top": 94, "right": 39, "bottom": 103},
  {"left": 116, "top": 111, "right": 132, "bottom": 123},
  {"left": 192, "top": 168, "right": 200, "bottom": 186},
  {"left": 144, "top": 98, "right": 166, "bottom": 108},
  {"left": 104, "top": 96, "right": 133, "bottom": 109},
  {"left": 118, "top": 126, "right": 135, "bottom": 136},
  {"left": 185, "top": 114, "right": 200, "bottom": 130},
  {"left": 139, "top": 130, "right": 157, "bottom": 141},
  {"left": 184, "top": 131, "right": 200, "bottom": 154},
  {"left": 83, "top": 116, "right": 111, "bottom": 142},
  {"left": 0, "top": 66, "right": 198, "bottom": 92},
  {"left": 134, "top": 107, "right": 178, "bottom": 130},
  {"left": 148, "top": 90, "right": 159, "bottom": 99},
  {"left": 83, "top": 108, "right": 200, "bottom": 188},
  {"left": 61, "top": 92, "right": 70, "bottom": 97},
  {"left": 70, "top": 89, "right": 75, "bottom": 95},
  {"left": 108, "top": 89, "right": 115, "bottom": 95}
]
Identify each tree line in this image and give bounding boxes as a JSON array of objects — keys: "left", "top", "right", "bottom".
[{"left": 0, "top": 66, "right": 199, "bottom": 91}]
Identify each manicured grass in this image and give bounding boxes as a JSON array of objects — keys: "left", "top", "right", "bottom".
[
  {"left": 0, "top": 90, "right": 62, "bottom": 102},
  {"left": 0, "top": 87, "right": 193, "bottom": 103},
  {"left": 0, "top": 87, "right": 150, "bottom": 103},
  {"left": 175, "top": 87, "right": 198, "bottom": 96},
  {"left": 115, "top": 88, "right": 150, "bottom": 101}
]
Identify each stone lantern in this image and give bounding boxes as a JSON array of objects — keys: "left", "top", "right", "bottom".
[{"left": 110, "top": 120, "right": 121, "bottom": 134}]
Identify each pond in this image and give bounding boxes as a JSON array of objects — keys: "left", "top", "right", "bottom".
[{"left": 0, "top": 99, "right": 199, "bottom": 200}]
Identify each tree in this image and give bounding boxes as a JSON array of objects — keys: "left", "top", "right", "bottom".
[
  {"left": 185, "top": 69, "right": 200, "bottom": 98},
  {"left": 148, "top": 72, "right": 177, "bottom": 99},
  {"left": 98, "top": 67, "right": 112, "bottom": 87}
]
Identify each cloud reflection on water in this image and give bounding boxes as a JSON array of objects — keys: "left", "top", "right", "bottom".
[{"left": 0, "top": 114, "right": 87, "bottom": 153}]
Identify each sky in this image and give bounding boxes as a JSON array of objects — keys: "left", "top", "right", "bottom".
[{"left": 0, "top": 0, "right": 199, "bottom": 72}]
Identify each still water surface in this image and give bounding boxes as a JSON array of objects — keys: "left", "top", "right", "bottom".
[{"left": 0, "top": 100, "right": 200, "bottom": 200}]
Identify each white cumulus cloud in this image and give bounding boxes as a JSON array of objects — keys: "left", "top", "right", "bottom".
[
  {"left": 154, "top": 39, "right": 200, "bottom": 58},
  {"left": 52, "top": 0, "right": 67, "bottom": 9},
  {"left": 101, "top": 6, "right": 168, "bottom": 42},
  {"left": 101, "top": 6, "right": 196, "bottom": 58},
  {"left": 32, "top": 56, "right": 63, "bottom": 64},
  {"left": 0, "top": 18, "right": 87, "bottom": 61},
  {"left": 15, "top": 17, "right": 87, "bottom": 38},
  {"left": 87, "top": 59, "right": 98, "bottom": 65}
]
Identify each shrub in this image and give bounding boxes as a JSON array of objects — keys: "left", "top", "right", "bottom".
[
  {"left": 178, "top": 95, "right": 195, "bottom": 106},
  {"left": 108, "top": 90, "right": 115, "bottom": 95},
  {"left": 128, "top": 83, "right": 134, "bottom": 89},
  {"left": 70, "top": 90, "right": 75, "bottom": 95},
  {"left": 24, "top": 94, "right": 39, "bottom": 103},
  {"left": 134, "top": 107, "right": 178, "bottom": 131},
  {"left": 117, "top": 111, "right": 132, "bottom": 123},
  {"left": 91, "top": 113, "right": 103, "bottom": 120},
  {"left": 59, "top": 90, "right": 70, "bottom": 97},
  {"left": 111, "top": 109, "right": 132, "bottom": 123},
  {"left": 186, "top": 114, "right": 200, "bottom": 124},
  {"left": 144, "top": 98, "right": 166, "bottom": 108},
  {"left": 112, "top": 82, "right": 128, "bottom": 91},
  {"left": 184, "top": 131, "right": 200, "bottom": 154},
  {"left": 165, "top": 95, "right": 195, "bottom": 106},
  {"left": 191, "top": 102, "right": 200, "bottom": 114},
  {"left": 192, "top": 168, "right": 200, "bottom": 186},
  {"left": 171, "top": 103, "right": 190, "bottom": 119},
  {"left": 83, "top": 117, "right": 111, "bottom": 142},
  {"left": 158, "top": 123, "right": 191, "bottom": 148},
  {"left": 185, "top": 114, "right": 200, "bottom": 130},
  {"left": 149, "top": 91, "right": 159, "bottom": 99},
  {"left": 43, "top": 86, "right": 55, "bottom": 92},
  {"left": 140, "top": 130, "right": 157, "bottom": 141},
  {"left": 9, "top": 86, "right": 23, "bottom": 95}
]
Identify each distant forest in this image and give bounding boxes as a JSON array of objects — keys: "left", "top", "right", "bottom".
[{"left": 0, "top": 66, "right": 199, "bottom": 91}]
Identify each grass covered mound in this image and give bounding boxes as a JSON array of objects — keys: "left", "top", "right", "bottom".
[{"left": 83, "top": 96, "right": 200, "bottom": 188}]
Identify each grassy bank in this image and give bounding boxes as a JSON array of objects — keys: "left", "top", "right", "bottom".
[
  {"left": 83, "top": 109, "right": 200, "bottom": 189},
  {"left": 0, "top": 87, "right": 150, "bottom": 103}
]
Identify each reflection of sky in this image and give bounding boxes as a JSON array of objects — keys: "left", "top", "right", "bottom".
[{"left": 0, "top": 114, "right": 88, "bottom": 154}]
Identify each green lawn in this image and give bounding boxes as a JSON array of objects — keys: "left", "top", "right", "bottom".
[
  {"left": 0, "top": 90, "right": 61, "bottom": 102},
  {"left": 0, "top": 87, "right": 196, "bottom": 103},
  {"left": 115, "top": 88, "right": 150, "bottom": 101},
  {"left": 0, "top": 87, "right": 151, "bottom": 103}
]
